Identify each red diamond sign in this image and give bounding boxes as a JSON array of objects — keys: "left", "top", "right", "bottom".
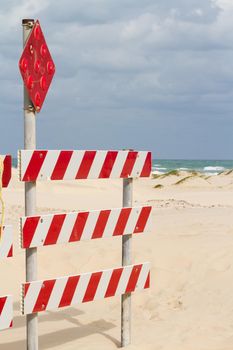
[{"left": 19, "top": 20, "right": 55, "bottom": 112}]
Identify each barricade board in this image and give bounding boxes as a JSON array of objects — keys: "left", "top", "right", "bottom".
[
  {"left": 18, "top": 150, "right": 152, "bottom": 181},
  {"left": 0, "top": 295, "right": 13, "bottom": 330},
  {"left": 20, "top": 206, "right": 152, "bottom": 248},
  {"left": 0, "top": 226, "right": 13, "bottom": 259},
  {"left": 0, "top": 155, "right": 12, "bottom": 188},
  {"left": 21, "top": 263, "right": 150, "bottom": 314}
]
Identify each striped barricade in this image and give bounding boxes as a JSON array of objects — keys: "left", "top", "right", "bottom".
[
  {"left": 0, "top": 226, "right": 13, "bottom": 331},
  {"left": 18, "top": 150, "right": 151, "bottom": 181},
  {"left": 18, "top": 148, "right": 152, "bottom": 345},
  {"left": 0, "top": 155, "right": 13, "bottom": 330},
  {"left": 21, "top": 263, "right": 150, "bottom": 314},
  {"left": 0, "top": 155, "right": 12, "bottom": 187},
  {"left": 0, "top": 296, "right": 13, "bottom": 331},
  {"left": 0, "top": 226, "right": 13, "bottom": 258},
  {"left": 20, "top": 206, "right": 152, "bottom": 248}
]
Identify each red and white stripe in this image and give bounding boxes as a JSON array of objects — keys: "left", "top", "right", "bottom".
[
  {"left": 0, "top": 155, "right": 12, "bottom": 187},
  {"left": 18, "top": 150, "right": 152, "bottom": 181},
  {"left": 21, "top": 263, "right": 150, "bottom": 315},
  {"left": 0, "top": 226, "right": 13, "bottom": 259},
  {"left": 20, "top": 206, "right": 152, "bottom": 249},
  {"left": 0, "top": 295, "right": 13, "bottom": 330}
]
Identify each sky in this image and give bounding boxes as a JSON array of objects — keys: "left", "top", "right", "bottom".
[{"left": 0, "top": 0, "right": 233, "bottom": 159}]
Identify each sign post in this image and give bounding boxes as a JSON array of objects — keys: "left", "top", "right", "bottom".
[
  {"left": 20, "top": 17, "right": 55, "bottom": 349},
  {"left": 22, "top": 18, "right": 38, "bottom": 350},
  {"left": 121, "top": 177, "right": 133, "bottom": 347}
]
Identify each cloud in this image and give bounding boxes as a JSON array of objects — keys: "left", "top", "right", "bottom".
[{"left": 0, "top": 0, "right": 232, "bottom": 159}]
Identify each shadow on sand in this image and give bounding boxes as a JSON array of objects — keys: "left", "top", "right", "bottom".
[{"left": 1, "top": 302, "right": 119, "bottom": 349}]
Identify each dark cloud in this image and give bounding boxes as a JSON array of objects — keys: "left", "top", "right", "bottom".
[{"left": 0, "top": 0, "right": 232, "bottom": 159}]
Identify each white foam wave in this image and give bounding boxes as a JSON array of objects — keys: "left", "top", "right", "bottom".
[
  {"left": 203, "top": 166, "right": 225, "bottom": 171},
  {"left": 152, "top": 170, "right": 165, "bottom": 175}
]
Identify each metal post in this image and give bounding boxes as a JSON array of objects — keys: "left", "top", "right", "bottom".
[
  {"left": 23, "top": 19, "right": 38, "bottom": 350},
  {"left": 121, "top": 177, "right": 133, "bottom": 347}
]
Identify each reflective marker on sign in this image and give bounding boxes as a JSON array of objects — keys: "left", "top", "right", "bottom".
[
  {"left": 35, "top": 92, "right": 41, "bottom": 107},
  {"left": 40, "top": 76, "right": 46, "bottom": 90},
  {"left": 34, "top": 25, "right": 41, "bottom": 40},
  {"left": 40, "top": 44, "right": 47, "bottom": 57},
  {"left": 34, "top": 60, "right": 40, "bottom": 73},
  {"left": 27, "top": 76, "right": 33, "bottom": 90},
  {"left": 47, "top": 61, "right": 54, "bottom": 74},
  {"left": 20, "top": 58, "right": 28, "bottom": 73}
]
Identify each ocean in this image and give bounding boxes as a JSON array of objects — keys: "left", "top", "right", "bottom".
[
  {"left": 153, "top": 159, "right": 233, "bottom": 175},
  {"left": 12, "top": 158, "right": 233, "bottom": 176}
]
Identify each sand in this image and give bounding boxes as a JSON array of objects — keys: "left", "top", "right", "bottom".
[{"left": 1, "top": 169, "right": 233, "bottom": 350}]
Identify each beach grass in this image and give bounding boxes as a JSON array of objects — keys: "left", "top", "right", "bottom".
[{"left": 154, "top": 184, "right": 163, "bottom": 189}]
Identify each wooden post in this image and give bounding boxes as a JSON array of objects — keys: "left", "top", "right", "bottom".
[
  {"left": 121, "top": 177, "right": 133, "bottom": 347},
  {"left": 22, "top": 18, "right": 38, "bottom": 350}
]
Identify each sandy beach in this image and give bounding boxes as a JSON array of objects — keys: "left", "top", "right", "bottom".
[{"left": 1, "top": 168, "right": 233, "bottom": 350}]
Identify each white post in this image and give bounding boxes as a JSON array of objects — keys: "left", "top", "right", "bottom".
[
  {"left": 22, "top": 19, "right": 38, "bottom": 350},
  {"left": 121, "top": 177, "right": 133, "bottom": 347}
]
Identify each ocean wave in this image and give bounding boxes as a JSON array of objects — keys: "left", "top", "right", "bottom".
[
  {"left": 152, "top": 170, "right": 166, "bottom": 175},
  {"left": 179, "top": 168, "right": 189, "bottom": 171},
  {"left": 203, "top": 166, "right": 225, "bottom": 171}
]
